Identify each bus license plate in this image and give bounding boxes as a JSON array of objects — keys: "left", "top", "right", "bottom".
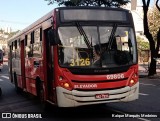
[{"left": 95, "top": 93, "right": 109, "bottom": 99}]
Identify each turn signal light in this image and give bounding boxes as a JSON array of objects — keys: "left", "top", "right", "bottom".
[
  {"left": 58, "top": 75, "right": 72, "bottom": 90},
  {"left": 129, "top": 79, "right": 136, "bottom": 87},
  {"left": 64, "top": 83, "right": 70, "bottom": 88}
]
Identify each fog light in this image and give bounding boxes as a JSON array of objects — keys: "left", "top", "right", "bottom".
[{"left": 64, "top": 83, "right": 70, "bottom": 88}]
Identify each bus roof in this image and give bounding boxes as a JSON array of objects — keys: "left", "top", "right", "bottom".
[{"left": 8, "top": 7, "right": 131, "bottom": 46}]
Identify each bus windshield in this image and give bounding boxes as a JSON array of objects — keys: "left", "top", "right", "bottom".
[{"left": 58, "top": 25, "right": 137, "bottom": 68}]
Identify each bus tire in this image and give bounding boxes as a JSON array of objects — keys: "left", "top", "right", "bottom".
[
  {"left": 14, "top": 73, "right": 21, "bottom": 92},
  {"left": 0, "top": 87, "right": 2, "bottom": 96},
  {"left": 36, "top": 78, "right": 42, "bottom": 99},
  {"left": 40, "top": 91, "right": 50, "bottom": 110},
  {"left": 36, "top": 78, "right": 49, "bottom": 110}
]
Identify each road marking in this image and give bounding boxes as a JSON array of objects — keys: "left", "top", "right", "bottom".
[
  {"left": 139, "top": 93, "right": 149, "bottom": 96},
  {"left": 0, "top": 79, "right": 3, "bottom": 81},
  {"left": 137, "top": 118, "right": 151, "bottom": 121},
  {"left": 0, "top": 74, "right": 9, "bottom": 76},
  {"left": 1, "top": 76, "right": 9, "bottom": 80},
  {"left": 140, "top": 83, "right": 156, "bottom": 87}
]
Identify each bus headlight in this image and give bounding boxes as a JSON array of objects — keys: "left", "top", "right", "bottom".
[{"left": 59, "top": 76, "right": 63, "bottom": 81}]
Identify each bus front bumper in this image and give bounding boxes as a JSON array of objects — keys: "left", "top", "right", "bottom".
[{"left": 56, "top": 82, "right": 139, "bottom": 107}]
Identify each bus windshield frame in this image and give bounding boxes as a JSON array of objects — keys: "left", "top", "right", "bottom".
[{"left": 57, "top": 24, "right": 137, "bottom": 69}]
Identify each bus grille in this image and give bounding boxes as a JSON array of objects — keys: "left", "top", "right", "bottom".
[
  {"left": 71, "top": 78, "right": 128, "bottom": 91},
  {"left": 71, "top": 78, "right": 128, "bottom": 83}
]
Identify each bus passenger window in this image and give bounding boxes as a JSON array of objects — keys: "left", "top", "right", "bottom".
[
  {"left": 27, "top": 46, "right": 32, "bottom": 57},
  {"left": 25, "top": 34, "right": 33, "bottom": 58},
  {"left": 33, "top": 28, "right": 42, "bottom": 58}
]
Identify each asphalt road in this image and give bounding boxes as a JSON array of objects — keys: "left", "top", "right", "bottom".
[{"left": 0, "top": 63, "right": 160, "bottom": 121}]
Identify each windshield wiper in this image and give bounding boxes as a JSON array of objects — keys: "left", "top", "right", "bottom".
[
  {"left": 107, "top": 24, "right": 117, "bottom": 51},
  {"left": 75, "top": 22, "right": 94, "bottom": 66},
  {"left": 96, "top": 26, "right": 103, "bottom": 67},
  {"left": 75, "top": 22, "right": 92, "bottom": 49},
  {"left": 97, "top": 24, "right": 117, "bottom": 67}
]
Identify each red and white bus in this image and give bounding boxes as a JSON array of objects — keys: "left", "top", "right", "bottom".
[
  {"left": 0, "top": 49, "right": 3, "bottom": 71},
  {"left": 8, "top": 7, "right": 139, "bottom": 107}
]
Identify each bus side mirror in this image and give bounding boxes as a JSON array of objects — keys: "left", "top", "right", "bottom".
[
  {"left": 128, "top": 39, "right": 132, "bottom": 47},
  {"left": 48, "top": 29, "right": 57, "bottom": 45}
]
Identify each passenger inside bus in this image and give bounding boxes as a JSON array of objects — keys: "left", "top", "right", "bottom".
[{"left": 93, "top": 36, "right": 132, "bottom": 66}]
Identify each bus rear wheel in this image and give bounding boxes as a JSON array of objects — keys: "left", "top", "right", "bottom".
[{"left": 36, "top": 79, "right": 49, "bottom": 110}]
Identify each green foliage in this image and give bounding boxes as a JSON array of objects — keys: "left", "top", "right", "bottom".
[
  {"left": 0, "top": 29, "right": 3, "bottom": 33},
  {"left": 148, "top": 7, "right": 160, "bottom": 42},
  {"left": 45, "top": 0, "right": 130, "bottom": 7},
  {"left": 137, "top": 36, "right": 149, "bottom": 51},
  {"left": 8, "top": 30, "right": 20, "bottom": 39}
]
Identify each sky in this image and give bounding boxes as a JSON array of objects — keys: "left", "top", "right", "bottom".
[
  {"left": 0, "top": 0, "right": 155, "bottom": 31},
  {"left": 137, "top": 0, "right": 155, "bottom": 6},
  {"left": 0, "top": 0, "right": 58, "bottom": 31}
]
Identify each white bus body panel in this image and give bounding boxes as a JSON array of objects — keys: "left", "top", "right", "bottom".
[{"left": 56, "top": 82, "right": 139, "bottom": 107}]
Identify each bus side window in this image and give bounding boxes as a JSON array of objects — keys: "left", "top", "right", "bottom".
[
  {"left": 12, "top": 42, "right": 16, "bottom": 58},
  {"left": 15, "top": 39, "right": 20, "bottom": 59},
  {"left": 25, "top": 33, "right": 33, "bottom": 58},
  {"left": 33, "top": 28, "right": 42, "bottom": 58}
]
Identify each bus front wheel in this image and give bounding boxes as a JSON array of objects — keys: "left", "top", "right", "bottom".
[
  {"left": 0, "top": 87, "right": 2, "bottom": 96},
  {"left": 14, "top": 73, "right": 21, "bottom": 92}
]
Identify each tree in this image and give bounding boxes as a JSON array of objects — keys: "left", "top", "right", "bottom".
[
  {"left": 137, "top": 36, "right": 150, "bottom": 63},
  {"left": 142, "top": 0, "right": 160, "bottom": 76},
  {"left": 148, "top": 7, "right": 160, "bottom": 42},
  {"left": 8, "top": 30, "right": 20, "bottom": 39},
  {"left": 155, "top": 0, "right": 160, "bottom": 59},
  {"left": 137, "top": 36, "right": 149, "bottom": 51},
  {"left": 45, "top": 0, "right": 130, "bottom": 7}
]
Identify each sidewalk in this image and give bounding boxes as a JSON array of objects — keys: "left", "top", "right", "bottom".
[
  {"left": 138, "top": 64, "right": 160, "bottom": 78},
  {"left": 139, "top": 64, "right": 148, "bottom": 77}
]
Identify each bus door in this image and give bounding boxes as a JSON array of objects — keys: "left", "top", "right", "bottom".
[
  {"left": 45, "top": 29, "right": 55, "bottom": 102},
  {"left": 20, "top": 40, "right": 26, "bottom": 90},
  {"left": 25, "top": 34, "right": 33, "bottom": 93},
  {"left": 0, "top": 50, "right": 3, "bottom": 71},
  {"left": 9, "top": 46, "right": 13, "bottom": 82},
  {"left": 0, "top": 50, "right": 3, "bottom": 63}
]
